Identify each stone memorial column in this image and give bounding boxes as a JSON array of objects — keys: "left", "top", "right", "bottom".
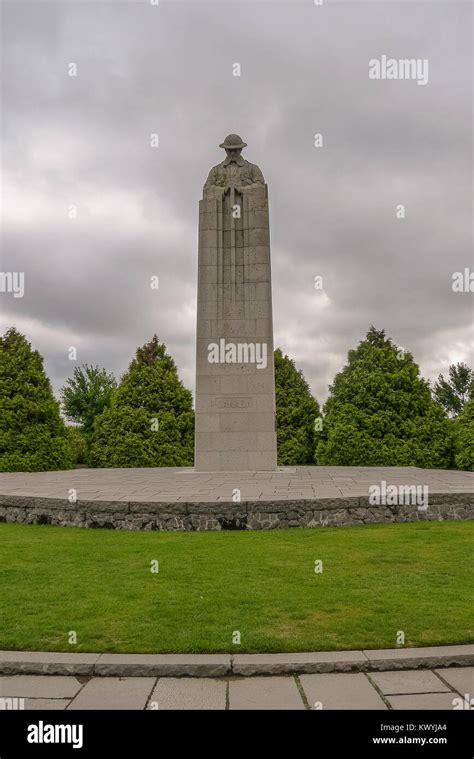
[{"left": 195, "top": 134, "right": 277, "bottom": 471}]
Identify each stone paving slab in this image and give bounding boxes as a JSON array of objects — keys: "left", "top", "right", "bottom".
[
  {"left": 434, "top": 666, "right": 474, "bottom": 694},
  {"left": 229, "top": 676, "right": 305, "bottom": 710},
  {"left": 23, "top": 698, "right": 70, "bottom": 710},
  {"left": 148, "top": 678, "right": 226, "bottom": 710},
  {"left": 0, "top": 675, "right": 82, "bottom": 698},
  {"left": 300, "top": 673, "right": 387, "bottom": 710},
  {"left": 388, "top": 693, "right": 460, "bottom": 710},
  {"left": 369, "top": 670, "right": 451, "bottom": 694},
  {"left": 67, "top": 677, "right": 155, "bottom": 710}
]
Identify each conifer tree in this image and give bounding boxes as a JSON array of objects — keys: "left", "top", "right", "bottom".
[
  {"left": 274, "top": 348, "right": 321, "bottom": 465},
  {"left": 89, "top": 335, "right": 194, "bottom": 467},
  {"left": 0, "top": 328, "right": 74, "bottom": 471},
  {"left": 316, "top": 327, "right": 452, "bottom": 468}
]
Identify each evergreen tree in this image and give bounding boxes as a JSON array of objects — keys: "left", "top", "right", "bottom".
[
  {"left": 61, "top": 364, "right": 116, "bottom": 443},
  {"left": 453, "top": 398, "right": 474, "bottom": 471},
  {"left": 89, "top": 335, "right": 194, "bottom": 467},
  {"left": 433, "top": 362, "right": 474, "bottom": 417},
  {"left": 274, "top": 349, "right": 321, "bottom": 465},
  {"left": 316, "top": 327, "right": 452, "bottom": 468},
  {"left": 0, "top": 328, "right": 74, "bottom": 471}
]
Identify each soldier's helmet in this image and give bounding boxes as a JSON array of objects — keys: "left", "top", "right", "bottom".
[{"left": 219, "top": 134, "right": 247, "bottom": 149}]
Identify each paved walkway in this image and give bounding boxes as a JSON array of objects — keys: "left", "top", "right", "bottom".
[
  {"left": 0, "top": 466, "right": 472, "bottom": 502},
  {"left": 1, "top": 668, "right": 472, "bottom": 710}
]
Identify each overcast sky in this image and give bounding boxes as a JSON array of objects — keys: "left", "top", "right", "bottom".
[{"left": 1, "top": 0, "right": 472, "bottom": 405}]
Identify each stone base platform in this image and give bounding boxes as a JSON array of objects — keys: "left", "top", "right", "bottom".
[{"left": 0, "top": 466, "right": 472, "bottom": 531}]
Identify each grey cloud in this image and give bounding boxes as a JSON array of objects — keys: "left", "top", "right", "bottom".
[{"left": 1, "top": 0, "right": 472, "bottom": 403}]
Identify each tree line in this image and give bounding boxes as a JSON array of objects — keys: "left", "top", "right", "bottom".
[{"left": 0, "top": 326, "right": 472, "bottom": 472}]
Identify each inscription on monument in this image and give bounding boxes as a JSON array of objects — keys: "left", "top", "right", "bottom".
[{"left": 213, "top": 397, "right": 253, "bottom": 409}]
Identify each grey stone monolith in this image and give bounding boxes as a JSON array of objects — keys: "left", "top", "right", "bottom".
[{"left": 195, "top": 134, "right": 277, "bottom": 471}]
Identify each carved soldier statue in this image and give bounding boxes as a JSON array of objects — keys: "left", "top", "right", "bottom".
[{"left": 204, "top": 134, "right": 265, "bottom": 193}]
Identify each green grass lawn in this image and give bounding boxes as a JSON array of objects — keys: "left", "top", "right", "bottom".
[{"left": 1, "top": 521, "right": 472, "bottom": 653}]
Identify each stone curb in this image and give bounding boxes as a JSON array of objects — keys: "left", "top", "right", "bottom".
[
  {"left": 0, "top": 645, "right": 472, "bottom": 677},
  {"left": 95, "top": 654, "right": 230, "bottom": 677},
  {"left": 232, "top": 645, "right": 474, "bottom": 675}
]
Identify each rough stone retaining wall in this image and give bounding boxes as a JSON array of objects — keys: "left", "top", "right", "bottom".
[{"left": 0, "top": 493, "right": 472, "bottom": 531}]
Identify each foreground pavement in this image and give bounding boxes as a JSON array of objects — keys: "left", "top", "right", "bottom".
[
  {"left": 1, "top": 646, "right": 473, "bottom": 710},
  {"left": 1, "top": 668, "right": 472, "bottom": 710}
]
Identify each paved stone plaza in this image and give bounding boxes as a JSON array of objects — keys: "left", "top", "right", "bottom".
[
  {"left": 1, "top": 667, "right": 472, "bottom": 710},
  {"left": 0, "top": 465, "right": 472, "bottom": 501},
  {"left": 0, "top": 466, "right": 472, "bottom": 531}
]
